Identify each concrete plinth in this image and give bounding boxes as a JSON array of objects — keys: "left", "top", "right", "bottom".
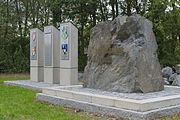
[
  {"left": 36, "top": 85, "right": 180, "bottom": 120},
  {"left": 44, "top": 26, "right": 60, "bottom": 84},
  {"left": 30, "top": 28, "right": 44, "bottom": 82},
  {"left": 59, "top": 23, "right": 78, "bottom": 85}
]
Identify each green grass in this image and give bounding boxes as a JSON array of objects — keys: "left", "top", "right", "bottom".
[{"left": 0, "top": 78, "right": 99, "bottom": 120}]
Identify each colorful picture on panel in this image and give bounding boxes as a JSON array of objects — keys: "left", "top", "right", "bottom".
[{"left": 61, "top": 44, "right": 68, "bottom": 55}]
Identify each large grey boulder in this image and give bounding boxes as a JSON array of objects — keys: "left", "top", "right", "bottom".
[
  {"left": 162, "top": 67, "right": 173, "bottom": 78},
  {"left": 83, "top": 14, "right": 164, "bottom": 93}
]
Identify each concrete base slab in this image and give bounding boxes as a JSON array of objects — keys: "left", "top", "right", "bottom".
[
  {"left": 36, "top": 93, "right": 180, "bottom": 120},
  {"left": 37, "top": 85, "right": 180, "bottom": 120},
  {"left": 4, "top": 80, "right": 60, "bottom": 91}
]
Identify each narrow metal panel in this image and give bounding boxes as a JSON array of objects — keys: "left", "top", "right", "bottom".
[{"left": 45, "top": 33, "right": 52, "bottom": 66}]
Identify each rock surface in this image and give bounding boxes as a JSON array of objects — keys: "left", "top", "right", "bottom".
[
  {"left": 162, "top": 67, "right": 173, "bottom": 78},
  {"left": 163, "top": 78, "right": 170, "bottom": 85},
  {"left": 78, "top": 73, "right": 84, "bottom": 81},
  {"left": 172, "top": 75, "right": 180, "bottom": 86},
  {"left": 83, "top": 14, "right": 164, "bottom": 93},
  {"left": 169, "top": 73, "right": 177, "bottom": 82}
]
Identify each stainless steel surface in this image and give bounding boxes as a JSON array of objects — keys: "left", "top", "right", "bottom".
[{"left": 44, "top": 33, "right": 52, "bottom": 66}]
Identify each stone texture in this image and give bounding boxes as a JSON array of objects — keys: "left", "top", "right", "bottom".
[
  {"left": 162, "top": 67, "right": 173, "bottom": 78},
  {"left": 78, "top": 73, "right": 84, "bottom": 81},
  {"left": 172, "top": 75, "right": 180, "bottom": 86},
  {"left": 83, "top": 14, "right": 164, "bottom": 93},
  {"left": 163, "top": 78, "right": 170, "bottom": 85},
  {"left": 169, "top": 73, "right": 177, "bottom": 82}
]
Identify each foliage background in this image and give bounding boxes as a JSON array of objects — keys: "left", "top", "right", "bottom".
[{"left": 0, "top": 0, "right": 179, "bottom": 73}]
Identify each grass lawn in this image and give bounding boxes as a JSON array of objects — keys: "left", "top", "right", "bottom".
[{"left": 0, "top": 77, "right": 100, "bottom": 120}]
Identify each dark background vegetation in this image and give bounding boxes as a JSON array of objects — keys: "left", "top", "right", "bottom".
[{"left": 0, "top": 0, "right": 179, "bottom": 73}]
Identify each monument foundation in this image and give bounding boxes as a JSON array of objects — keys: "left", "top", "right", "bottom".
[
  {"left": 37, "top": 85, "right": 180, "bottom": 120},
  {"left": 35, "top": 16, "right": 180, "bottom": 119}
]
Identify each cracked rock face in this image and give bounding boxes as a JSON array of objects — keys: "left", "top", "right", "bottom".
[
  {"left": 162, "top": 67, "right": 173, "bottom": 78},
  {"left": 83, "top": 14, "right": 164, "bottom": 93}
]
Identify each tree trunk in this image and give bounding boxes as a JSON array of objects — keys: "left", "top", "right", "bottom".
[
  {"left": 99, "top": 0, "right": 105, "bottom": 21},
  {"left": 127, "top": 0, "right": 131, "bottom": 16},
  {"left": 15, "top": 0, "right": 23, "bottom": 37},
  {"left": 24, "top": 1, "right": 29, "bottom": 37},
  {"left": 4, "top": 0, "right": 9, "bottom": 39},
  {"left": 115, "top": 0, "right": 119, "bottom": 16},
  {"left": 110, "top": 0, "right": 115, "bottom": 19}
]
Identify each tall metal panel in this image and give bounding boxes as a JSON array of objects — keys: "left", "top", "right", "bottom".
[{"left": 44, "top": 34, "right": 52, "bottom": 66}]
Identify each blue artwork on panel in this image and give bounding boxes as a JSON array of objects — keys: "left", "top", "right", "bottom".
[
  {"left": 61, "top": 44, "right": 68, "bottom": 55},
  {"left": 61, "top": 44, "right": 69, "bottom": 60}
]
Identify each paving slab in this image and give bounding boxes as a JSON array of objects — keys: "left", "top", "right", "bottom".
[{"left": 4, "top": 80, "right": 60, "bottom": 91}]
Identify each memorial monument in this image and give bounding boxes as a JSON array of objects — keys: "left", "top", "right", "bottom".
[
  {"left": 30, "top": 28, "right": 44, "bottom": 82},
  {"left": 83, "top": 14, "right": 164, "bottom": 93},
  {"left": 34, "top": 16, "right": 180, "bottom": 120},
  {"left": 44, "top": 26, "right": 60, "bottom": 84},
  {"left": 29, "top": 24, "right": 78, "bottom": 85}
]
